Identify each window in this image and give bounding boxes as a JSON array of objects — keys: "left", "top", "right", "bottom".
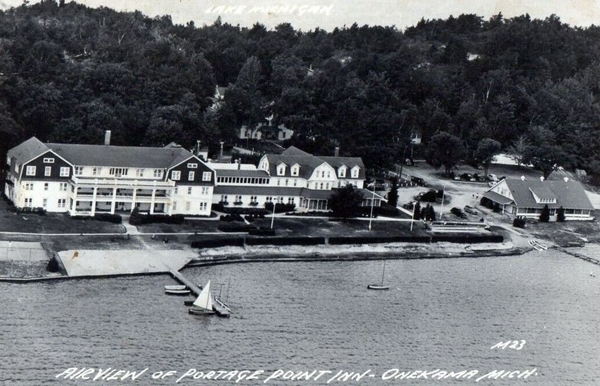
[
  {"left": 201, "top": 187, "right": 209, "bottom": 195},
  {"left": 136, "top": 169, "right": 144, "bottom": 177},
  {"left": 43, "top": 157, "right": 54, "bottom": 164},
  {"left": 92, "top": 168, "right": 98, "bottom": 176},
  {"left": 26, "top": 166, "right": 36, "bottom": 176},
  {"left": 172, "top": 201, "right": 177, "bottom": 211},
  {"left": 266, "top": 196, "right": 272, "bottom": 202},
  {"left": 60, "top": 182, "right": 68, "bottom": 191},
  {"left": 291, "top": 165, "right": 299, "bottom": 176},
  {"left": 43, "top": 199, "right": 47, "bottom": 208},
  {"left": 288, "top": 197, "right": 295, "bottom": 204},
  {"left": 202, "top": 172, "right": 212, "bottom": 182},
  {"left": 250, "top": 195, "right": 257, "bottom": 203},
  {"left": 235, "top": 195, "right": 242, "bottom": 203},
  {"left": 187, "top": 187, "right": 192, "bottom": 195},
  {"left": 188, "top": 171, "right": 195, "bottom": 181},
  {"left": 44, "top": 166, "right": 51, "bottom": 177},
  {"left": 277, "top": 196, "right": 284, "bottom": 203},
  {"left": 351, "top": 167, "right": 360, "bottom": 178},
  {"left": 44, "top": 183, "right": 49, "bottom": 191},
  {"left": 220, "top": 195, "right": 228, "bottom": 202},
  {"left": 187, "top": 163, "right": 198, "bottom": 169},
  {"left": 154, "top": 169, "right": 162, "bottom": 178},
  {"left": 23, "top": 183, "right": 33, "bottom": 191},
  {"left": 199, "top": 202, "right": 207, "bottom": 211},
  {"left": 285, "top": 179, "right": 289, "bottom": 186},
  {"left": 174, "top": 187, "right": 178, "bottom": 194},
  {"left": 74, "top": 166, "right": 83, "bottom": 175},
  {"left": 57, "top": 199, "right": 66, "bottom": 208},
  {"left": 60, "top": 167, "right": 70, "bottom": 177},
  {"left": 24, "top": 198, "right": 32, "bottom": 207},
  {"left": 277, "top": 164, "right": 286, "bottom": 176},
  {"left": 171, "top": 171, "right": 181, "bottom": 181},
  {"left": 185, "top": 202, "right": 190, "bottom": 211},
  {"left": 109, "top": 168, "right": 128, "bottom": 177},
  {"left": 338, "top": 167, "right": 346, "bottom": 178}
]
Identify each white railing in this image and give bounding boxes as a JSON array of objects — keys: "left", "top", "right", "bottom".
[{"left": 71, "top": 176, "right": 175, "bottom": 188}]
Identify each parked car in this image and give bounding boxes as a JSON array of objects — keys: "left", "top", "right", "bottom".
[{"left": 488, "top": 173, "right": 498, "bottom": 182}]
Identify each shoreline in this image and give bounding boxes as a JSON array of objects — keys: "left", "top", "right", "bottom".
[{"left": 0, "top": 241, "right": 531, "bottom": 283}]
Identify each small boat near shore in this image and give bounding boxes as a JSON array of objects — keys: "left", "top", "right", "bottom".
[
  {"left": 368, "top": 260, "right": 390, "bottom": 290},
  {"left": 165, "top": 285, "right": 191, "bottom": 295}
]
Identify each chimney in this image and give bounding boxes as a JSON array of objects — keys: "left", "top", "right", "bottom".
[
  {"left": 520, "top": 175, "right": 526, "bottom": 181},
  {"left": 219, "top": 141, "right": 224, "bottom": 160},
  {"left": 104, "top": 130, "right": 111, "bottom": 146},
  {"left": 540, "top": 176, "right": 545, "bottom": 181},
  {"left": 563, "top": 177, "right": 569, "bottom": 182},
  {"left": 334, "top": 146, "right": 340, "bottom": 157},
  {"left": 195, "top": 140, "right": 201, "bottom": 155},
  {"left": 237, "top": 158, "right": 241, "bottom": 170}
]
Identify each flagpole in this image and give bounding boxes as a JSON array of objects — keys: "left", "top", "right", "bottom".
[
  {"left": 368, "top": 188, "right": 375, "bottom": 231},
  {"left": 270, "top": 201, "right": 276, "bottom": 229}
]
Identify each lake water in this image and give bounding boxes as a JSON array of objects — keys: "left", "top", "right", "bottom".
[{"left": 2, "top": 250, "right": 599, "bottom": 385}]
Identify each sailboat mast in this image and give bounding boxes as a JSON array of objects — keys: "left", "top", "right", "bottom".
[{"left": 381, "top": 260, "right": 386, "bottom": 285}]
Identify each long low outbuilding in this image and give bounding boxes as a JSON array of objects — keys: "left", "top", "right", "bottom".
[{"left": 482, "top": 177, "right": 594, "bottom": 221}]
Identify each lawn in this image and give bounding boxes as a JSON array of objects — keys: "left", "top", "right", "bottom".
[
  {"left": 528, "top": 217, "right": 600, "bottom": 245},
  {"left": 0, "top": 199, "right": 125, "bottom": 234},
  {"left": 250, "top": 217, "right": 429, "bottom": 237},
  {"left": 135, "top": 219, "right": 222, "bottom": 233}
]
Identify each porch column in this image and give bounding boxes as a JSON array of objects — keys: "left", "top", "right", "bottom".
[
  {"left": 150, "top": 189, "right": 156, "bottom": 214},
  {"left": 110, "top": 186, "right": 117, "bottom": 214},
  {"left": 91, "top": 186, "right": 98, "bottom": 216},
  {"left": 131, "top": 188, "right": 137, "bottom": 213}
]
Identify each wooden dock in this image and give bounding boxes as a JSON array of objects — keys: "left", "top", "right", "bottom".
[{"left": 167, "top": 268, "right": 202, "bottom": 296}]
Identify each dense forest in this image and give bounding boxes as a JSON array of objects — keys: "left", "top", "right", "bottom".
[{"left": 1, "top": 1, "right": 600, "bottom": 181}]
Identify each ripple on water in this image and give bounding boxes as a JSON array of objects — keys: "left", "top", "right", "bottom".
[{"left": 1, "top": 251, "right": 599, "bottom": 385}]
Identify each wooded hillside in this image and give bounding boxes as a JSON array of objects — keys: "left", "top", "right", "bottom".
[{"left": 1, "top": 1, "right": 600, "bottom": 179}]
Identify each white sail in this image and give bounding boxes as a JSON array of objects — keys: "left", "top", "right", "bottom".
[{"left": 193, "top": 280, "right": 214, "bottom": 310}]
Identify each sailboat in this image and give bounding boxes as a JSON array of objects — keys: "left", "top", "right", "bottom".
[
  {"left": 188, "top": 280, "right": 216, "bottom": 315},
  {"left": 367, "top": 260, "right": 390, "bottom": 290}
]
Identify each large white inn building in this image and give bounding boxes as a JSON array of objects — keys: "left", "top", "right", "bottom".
[{"left": 4, "top": 135, "right": 215, "bottom": 216}]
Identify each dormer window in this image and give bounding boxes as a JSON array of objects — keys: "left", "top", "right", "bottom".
[
  {"left": 351, "top": 166, "right": 360, "bottom": 178},
  {"left": 277, "top": 164, "right": 286, "bottom": 176},
  {"left": 291, "top": 164, "right": 300, "bottom": 176},
  {"left": 338, "top": 166, "right": 347, "bottom": 178}
]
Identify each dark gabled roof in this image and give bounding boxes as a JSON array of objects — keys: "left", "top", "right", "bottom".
[
  {"left": 503, "top": 178, "right": 594, "bottom": 210},
  {"left": 7, "top": 137, "right": 50, "bottom": 165},
  {"left": 46, "top": 143, "right": 193, "bottom": 168},
  {"left": 264, "top": 146, "right": 365, "bottom": 179},
  {"left": 215, "top": 169, "right": 270, "bottom": 178}
]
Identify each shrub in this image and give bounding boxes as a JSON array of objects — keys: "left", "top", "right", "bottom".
[
  {"left": 557, "top": 206, "right": 565, "bottom": 222},
  {"left": 18, "top": 207, "right": 46, "bottom": 215},
  {"left": 420, "top": 190, "right": 438, "bottom": 202},
  {"left": 246, "top": 236, "right": 325, "bottom": 245},
  {"left": 219, "top": 213, "right": 244, "bottom": 222},
  {"left": 248, "top": 227, "right": 277, "bottom": 236},
  {"left": 264, "top": 202, "right": 296, "bottom": 213},
  {"left": 539, "top": 205, "right": 550, "bottom": 222},
  {"left": 129, "top": 208, "right": 184, "bottom": 225},
  {"left": 513, "top": 217, "right": 526, "bottom": 228},
  {"left": 191, "top": 238, "right": 245, "bottom": 248},
  {"left": 450, "top": 207, "right": 466, "bottom": 219},
  {"left": 72, "top": 213, "right": 122, "bottom": 223},
  {"left": 217, "top": 223, "right": 256, "bottom": 232}
]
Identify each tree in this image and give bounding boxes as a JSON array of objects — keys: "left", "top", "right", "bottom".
[
  {"left": 428, "top": 205, "right": 436, "bottom": 221},
  {"left": 387, "top": 177, "right": 399, "bottom": 207},
  {"left": 426, "top": 131, "right": 466, "bottom": 176},
  {"left": 539, "top": 205, "right": 550, "bottom": 222},
  {"left": 329, "top": 185, "right": 363, "bottom": 218},
  {"left": 474, "top": 138, "right": 502, "bottom": 177},
  {"left": 523, "top": 126, "right": 572, "bottom": 179},
  {"left": 413, "top": 202, "right": 421, "bottom": 220},
  {"left": 556, "top": 206, "right": 565, "bottom": 222}
]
